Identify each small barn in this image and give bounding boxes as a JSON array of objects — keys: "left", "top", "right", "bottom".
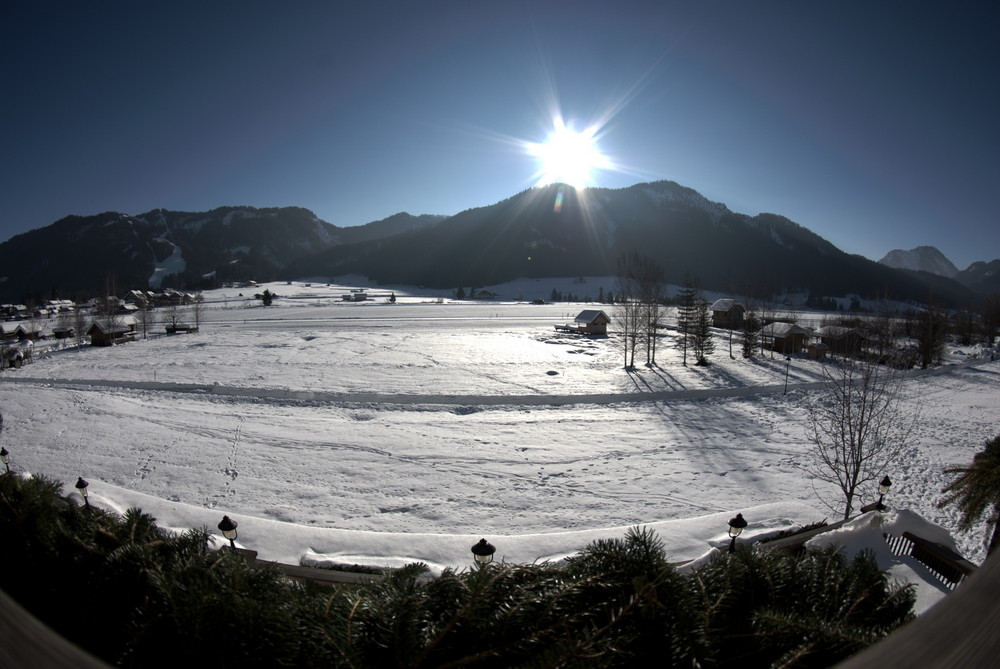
[
  {"left": 88, "top": 317, "right": 137, "bottom": 346},
  {"left": 556, "top": 310, "right": 611, "bottom": 335},
  {"left": 0, "top": 322, "right": 19, "bottom": 342},
  {"left": 710, "top": 298, "right": 745, "bottom": 329},
  {"left": 761, "top": 322, "right": 810, "bottom": 354}
]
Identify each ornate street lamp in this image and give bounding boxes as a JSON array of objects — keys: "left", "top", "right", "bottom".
[
  {"left": 728, "top": 513, "right": 747, "bottom": 553},
  {"left": 75, "top": 477, "right": 90, "bottom": 507},
  {"left": 0, "top": 447, "right": 9, "bottom": 474},
  {"left": 471, "top": 538, "right": 496, "bottom": 565},
  {"left": 783, "top": 356, "right": 792, "bottom": 394},
  {"left": 877, "top": 475, "right": 892, "bottom": 509},
  {"left": 861, "top": 475, "right": 893, "bottom": 513},
  {"left": 218, "top": 515, "right": 239, "bottom": 549}
]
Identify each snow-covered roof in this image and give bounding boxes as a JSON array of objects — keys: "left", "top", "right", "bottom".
[
  {"left": 760, "top": 322, "right": 810, "bottom": 337},
  {"left": 815, "top": 325, "right": 858, "bottom": 338},
  {"left": 574, "top": 309, "right": 610, "bottom": 324},
  {"left": 709, "top": 298, "right": 742, "bottom": 312}
]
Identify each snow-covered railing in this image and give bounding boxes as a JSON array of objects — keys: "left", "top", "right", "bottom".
[
  {"left": 232, "top": 548, "right": 386, "bottom": 585},
  {"left": 883, "top": 531, "right": 977, "bottom": 590}
]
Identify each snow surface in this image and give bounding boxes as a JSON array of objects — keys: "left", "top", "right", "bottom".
[{"left": 1, "top": 278, "right": 997, "bottom": 612}]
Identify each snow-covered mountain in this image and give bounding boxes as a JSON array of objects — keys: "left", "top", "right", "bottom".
[
  {"left": 878, "top": 246, "right": 960, "bottom": 278},
  {"left": 0, "top": 181, "right": 983, "bottom": 306}
]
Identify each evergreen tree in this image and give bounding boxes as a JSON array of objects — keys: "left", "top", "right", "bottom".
[
  {"left": 939, "top": 433, "right": 1000, "bottom": 556},
  {"left": 692, "top": 297, "right": 715, "bottom": 365},
  {"left": 257, "top": 289, "right": 274, "bottom": 306},
  {"left": 742, "top": 310, "right": 760, "bottom": 358},
  {"left": 981, "top": 293, "right": 1000, "bottom": 345},
  {"left": 915, "top": 305, "right": 947, "bottom": 368},
  {"left": 675, "top": 275, "right": 699, "bottom": 366}
]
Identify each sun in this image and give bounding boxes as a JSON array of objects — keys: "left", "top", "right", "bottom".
[{"left": 527, "top": 118, "right": 610, "bottom": 189}]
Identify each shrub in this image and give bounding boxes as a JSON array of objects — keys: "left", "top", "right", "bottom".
[{"left": 0, "top": 475, "right": 915, "bottom": 667}]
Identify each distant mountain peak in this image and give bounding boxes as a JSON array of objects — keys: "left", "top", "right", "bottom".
[{"left": 879, "top": 246, "right": 959, "bottom": 278}]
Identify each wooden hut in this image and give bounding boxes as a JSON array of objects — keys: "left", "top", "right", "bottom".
[
  {"left": 761, "top": 322, "right": 810, "bottom": 354},
  {"left": 710, "top": 299, "right": 745, "bottom": 329},
  {"left": 555, "top": 310, "right": 611, "bottom": 335}
]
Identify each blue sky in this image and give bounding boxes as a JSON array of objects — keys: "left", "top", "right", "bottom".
[{"left": 2, "top": 2, "right": 997, "bottom": 268}]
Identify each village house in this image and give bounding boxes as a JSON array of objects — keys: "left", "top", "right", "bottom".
[
  {"left": 46, "top": 299, "right": 75, "bottom": 313},
  {"left": 709, "top": 298, "right": 746, "bottom": 329}
]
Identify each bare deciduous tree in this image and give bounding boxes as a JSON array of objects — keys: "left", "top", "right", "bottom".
[
  {"left": 614, "top": 252, "right": 664, "bottom": 369},
  {"left": 614, "top": 275, "right": 642, "bottom": 369},
  {"left": 97, "top": 272, "right": 123, "bottom": 338},
  {"left": 72, "top": 304, "right": 88, "bottom": 347},
  {"left": 136, "top": 301, "right": 157, "bottom": 340},
  {"left": 807, "top": 358, "right": 916, "bottom": 520},
  {"left": 163, "top": 303, "right": 186, "bottom": 330},
  {"left": 192, "top": 291, "right": 206, "bottom": 330}
]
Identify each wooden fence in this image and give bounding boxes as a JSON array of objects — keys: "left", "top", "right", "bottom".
[{"left": 883, "top": 531, "right": 978, "bottom": 590}]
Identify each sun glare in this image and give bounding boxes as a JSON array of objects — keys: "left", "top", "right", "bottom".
[{"left": 527, "top": 119, "right": 610, "bottom": 189}]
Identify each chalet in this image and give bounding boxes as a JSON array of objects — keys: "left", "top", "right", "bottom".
[
  {"left": 760, "top": 322, "right": 810, "bottom": 354},
  {"left": 124, "top": 290, "right": 150, "bottom": 306},
  {"left": 710, "top": 299, "right": 745, "bottom": 329},
  {"left": 159, "top": 290, "right": 192, "bottom": 306},
  {"left": 555, "top": 310, "right": 611, "bottom": 335},
  {"left": 814, "top": 325, "right": 865, "bottom": 356},
  {"left": 46, "top": 299, "right": 75, "bottom": 312},
  {"left": 87, "top": 316, "right": 137, "bottom": 347}
]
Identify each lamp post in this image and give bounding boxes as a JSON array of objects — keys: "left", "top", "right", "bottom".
[
  {"left": 877, "top": 475, "right": 892, "bottom": 509},
  {"left": 783, "top": 356, "right": 791, "bottom": 394},
  {"left": 471, "top": 538, "right": 496, "bottom": 565},
  {"left": 727, "top": 513, "right": 747, "bottom": 553},
  {"left": 0, "top": 447, "right": 8, "bottom": 474},
  {"left": 75, "top": 477, "right": 90, "bottom": 508},
  {"left": 218, "top": 515, "right": 239, "bottom": 549},
  {"left": 861, "top": 475, "right": 893, "bottom": 513}
]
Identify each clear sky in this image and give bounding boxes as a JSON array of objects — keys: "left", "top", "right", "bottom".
[{"left": 2, "top": 2, "right": 997, "bottom": 268}]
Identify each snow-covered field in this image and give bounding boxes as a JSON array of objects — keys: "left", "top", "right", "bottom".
[{"left": 1, "top": 278, "right": 997, "bottom": 605}]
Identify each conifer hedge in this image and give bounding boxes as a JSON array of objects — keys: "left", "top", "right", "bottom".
[{"left": 0, "top": 474, "right": 915, "bottom": 667}]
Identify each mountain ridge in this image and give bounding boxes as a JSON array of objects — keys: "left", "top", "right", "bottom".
[{"left": 0, "top": 181, "right": 990, "bottom": 306}]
